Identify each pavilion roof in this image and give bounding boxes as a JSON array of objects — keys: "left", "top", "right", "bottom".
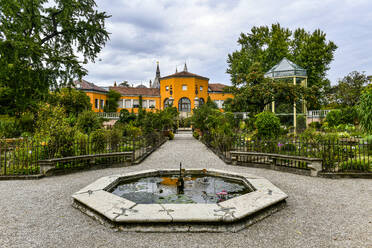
[{"left": 264, "top": 58, "right": 307, "bottom": 78}]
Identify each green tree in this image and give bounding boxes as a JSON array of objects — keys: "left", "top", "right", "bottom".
[
  {"left": 227, "top": 23, "right": 337, "bottom": 108},
  {"left": 357, "top": 85, "right": 372, "bottom": 133},
  {"left": 119, "top": 81, "right": 130, "bottom": 87},
  {"left": 331, "top": 71, "right": 368, "bottom": 107},
  {"left": 0, "top": 0, "right": 110, "bottom": 115},
  {"left": 49, "top": 88, "right": 91, "bottom": 116},
  {"left": 225, "top": 62, "right": 309, "bottom": 115},
  {"left": 34, "top": 104, "right": 76, "bottom": 157},
  {"left": 206, "top": 96, "right": 218, "bottom": 109},
  {"left": 103, "top": 90, "right": 121, "bottom": 112}
]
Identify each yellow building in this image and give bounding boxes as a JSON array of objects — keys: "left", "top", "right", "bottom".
[
  {"left": 75, "top": 62, "right": 233, "bottom": 115},
  {"left": 74, "top": 79, "right": 108, "bottom": 112}
]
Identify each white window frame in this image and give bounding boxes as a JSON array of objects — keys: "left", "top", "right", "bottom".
[
  {"left": 133, "top": 99, "right": 139, "bottom": 108},
  {"left": 125, "top": 99, "right": 132, "bottom": 108},
  {"left": 118, "top": 100, "right": 123, "bottom": 108},
  {"left": 143, "top": 100, "right": 148, "bottom": 108}
]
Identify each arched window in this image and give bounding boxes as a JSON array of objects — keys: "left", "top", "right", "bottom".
[
  {"left": 178, "top": 97, "right": 191, "bottom": 112},
  {"left": 164, "top": 98, "right": 170, "bottom": 108},
  {"left": 199, "top": 97, "right": 205, "bottom": 106}
]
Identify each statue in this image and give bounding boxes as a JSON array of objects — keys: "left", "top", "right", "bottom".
[{"left": 177, "top": 162, "right": 185, "bottom": 194}]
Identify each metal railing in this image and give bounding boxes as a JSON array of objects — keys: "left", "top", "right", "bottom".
[
  {"left": 307, "top": 110, "right": 333, "bottom": 118},
  {"left": 95, "top": 112, "right": 120, "bottom": 119},
  {"left": 201, "top": 133, "right": 371, "bottom": 173},
  {"left": 0, "top": 132, "right": 166, "bottom": 176}
]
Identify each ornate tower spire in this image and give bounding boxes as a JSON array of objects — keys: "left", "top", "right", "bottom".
[
  {"left": 152, "top": 61, "right": 161, "bottom": 88},
  {"left": 176, "top": 66, "right": 178, "bottom": 73},
  {"left": 149, "top": 79, "right": 152, "bottom": 88},
  {"left": 183, "top": 62, "right": 188, "bottom": 72},
  {"left": 156, "top": 61, "right": 160, "bottom": 78}
]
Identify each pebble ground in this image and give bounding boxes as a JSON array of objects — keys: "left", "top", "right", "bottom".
[{"left": 0, "top": 133, "right": 371, "bottom": 248}]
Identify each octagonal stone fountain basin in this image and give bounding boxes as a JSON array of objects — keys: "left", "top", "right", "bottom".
[{"left": 72, "top": 169, "right": 288, "bottom": 232}]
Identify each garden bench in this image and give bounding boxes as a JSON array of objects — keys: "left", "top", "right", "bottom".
[
  {"left": 38, "top": 151, "right": 133, "bottom": 175},
  {"left": 230, "top": 151, "right": 323, "bottom": 177}
]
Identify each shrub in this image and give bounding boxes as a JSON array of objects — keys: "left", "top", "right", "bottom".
[
  {"left": 106, "top": 128, "right": 122, "bottom": 151},
  {"left": 90, "top": 129, "right": 106, "bottom": 153},
  {"left": 18, "top": 112, "right": 35, "bottom": 133},
  {"left": 254, "top": 111, "right": 281, "bottom": 139},
  {"left": 340, "top": 156, "right": 371, "bottom": 172},
  {"left": 76, "top": 110, "right": 102, "bottom": 134},
  {"left": 123, "top": 123, "right": 142, "bottom": 139},
  {"left": 340, "top": 107, "right": 358, "bottom": 125},
  {"left": 33, "top": 104, "right": 76, "bottom": 157},
  {"left": 309, "top": 121, "right": 321, "bottom": 129},
  {"left": 65, "top": 114, "right": 77, "bottom": 127},
  {"left": 168, "top": 131, "right": 174, "bottom": 140},
  {"left": 193, "top": 131, "right": 200, "bottom": 140},
  {"left": 74, "top": 131, "right": 89, "bottom": 155},
  {"left": 282, "top": 143, "right": 296, "bottom": 152},
  {"left": 179, "top": 117, "right": 192, "bottom": 128},
  {"left": 118, "top": 109, "right": 136, "bottom": 124},
  {"left": 45, "top": 124, "right": 76, "bottom": 158},
  {"left": 0, "top": 116, "right": 20, "bottom": 138},
  {"left": 326, "top": 110, "right": 342, "bottom": 127}
]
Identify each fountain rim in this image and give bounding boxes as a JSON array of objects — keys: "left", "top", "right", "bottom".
[{"left": 72, "top": 168, "right": 288, "bottom": 225}]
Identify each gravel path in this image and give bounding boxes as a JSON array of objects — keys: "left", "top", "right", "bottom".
[{"left": 0, "top": 133, "right": 371, "bottom": 248}]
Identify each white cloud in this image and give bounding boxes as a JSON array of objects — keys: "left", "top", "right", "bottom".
[{"left": 84, "top": 0, "right": 372, "bottom": 86}]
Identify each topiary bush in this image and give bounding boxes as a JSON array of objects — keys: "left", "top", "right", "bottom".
[{"left": 254, "top": 111, "right": 281, "bottom": 139}]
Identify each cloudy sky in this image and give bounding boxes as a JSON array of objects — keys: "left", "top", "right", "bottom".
[{"left": 85, "top": 0, "right": 372, "bottom": 87}]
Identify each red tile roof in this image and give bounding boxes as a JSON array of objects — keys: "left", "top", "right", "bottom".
[
  {"left": 110, "top": 86, "right": 160, "bottom": 96},
  {"left": 160, "top": 71, "right": 209, "bottom": 81},
  {"left": 208, "top": 83, "right": 229, "bottom": 92},
  {"left": 74, "top": 79, "right": 108, "bottom": 93}
]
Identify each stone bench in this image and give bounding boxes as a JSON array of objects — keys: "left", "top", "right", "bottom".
[
  {"left": 38, "top": 151, "right": 133, "bottom": 175},
  {"left": 231, "top": 151, "right": 323, "bottom": 177}
]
